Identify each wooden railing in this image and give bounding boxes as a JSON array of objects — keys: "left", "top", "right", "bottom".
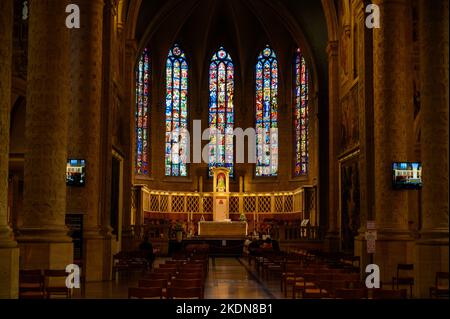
[
  {"left": 139, "top": 190, "right": 302, "bottom": 214},
  {"left": 131, "top": 185, "right": 320, "bottom": 241}
]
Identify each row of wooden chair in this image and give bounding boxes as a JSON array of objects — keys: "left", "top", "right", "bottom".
[
  {"left": 129, "top": 254, "right": 208, "bottom": 299},
  {"left": 277, "top": 262, "right": 409, "bottom": 299},
  {"left": 152, "top": 260, "right": 207, "bottom": 279},
  {"left": 159, "top": 259, "right": 208, "bottom": 274},
  {"left": 132, "top": 276, "right": 205, "bottom": 299},
  {"left": 252, "top": 248, "right": 363, "bottom": 299},
  {"left": 19, "top": 269, "right": 72, "bottom": 299},
  {"left": 331, "top": 288, "right": 407, "bottom": 299},
  {"left": 113, "top": 251, "right": 150, "bottom": 277},
  {"left": 274, "top": 250, "right": 416, "bottom": 299},
  {"left": 294, "top": 272, "right": 364, "bottom": 298},
  {"left": 430, "top": 272, "right": 449, "bottom": 299},
  {"left": 391, "top": 263, "right": 414, "bottom": 297},
  {"left": 287, "top": 248, "right": 361, "bottom": 271},
  {"left": 287, "top": 265, "right": 361, "bottom": 298},
  {"left": 129, "top": 287, "right": 203, "bottom": 299},
  {"left": 248, "top": 247, "right": 412, "bottom": 299}
]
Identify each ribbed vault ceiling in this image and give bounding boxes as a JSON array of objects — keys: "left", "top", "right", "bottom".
[{"left": 133, "top": 0, "right": 328, "bottom": 87}]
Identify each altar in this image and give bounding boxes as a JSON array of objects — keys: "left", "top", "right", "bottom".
[
  {"left": 198, "top": 221, "right": 248, "bottom": 237},
  {"left": 197, "top": 167, "right": 248, "bottom": 237}
]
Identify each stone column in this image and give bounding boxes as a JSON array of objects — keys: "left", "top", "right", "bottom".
[
  {"left": 354, "top": 3, "right": 375, "bottom": 276},
  {"left": 98, "top": 0, "right": 115, "bottom": 281},
  {"left": 18, "top": 0, "right": 73, "bottom": 270},
  {"left": 415, "top": 0, "right": 449, "bottom": 298},
  {"left": 373, "top": 0, "right": 414, "bottom": 283},
  {"left": 67, "top": 0, "right": 106, "bottom": 281},
  {"left": 0, "top": 0, "right": 19, "bottom": 299},
  {"left": 121, "top": 39, "right": 138, "bottom": 251},
  {"left": 324, "top": 41, "right": 340, "bottom": 252}
]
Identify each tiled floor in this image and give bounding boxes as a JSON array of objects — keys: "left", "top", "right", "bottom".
[
  {"left": 73, "top": 257, "right": 282, "bottom": 299},
  {"left": 238, "top": 257, "right": 284, "bottom": 299},
  {"left": 205, "top": 257, "right": 273, "bottom": 299}
]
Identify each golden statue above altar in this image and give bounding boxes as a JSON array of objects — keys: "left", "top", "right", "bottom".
[
  {"left": 212, "top": 167, "right": 230, "bottom": 194},
  {"left": 211, "top": 167, "right": 230, "bottom": 221}
]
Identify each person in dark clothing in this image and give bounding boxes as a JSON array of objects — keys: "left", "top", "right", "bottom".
[
  {"left": 261, "top": 237, "right": 273, "bottom": 249},
  {"left": 139, "top": 236, "right": 155, "bottom": 268},
  {"left": 271, "top": 239, "right": 280, "bottom": 252},
  {"left": 248, "top": 240, "right": 260, "bottom": 256}
]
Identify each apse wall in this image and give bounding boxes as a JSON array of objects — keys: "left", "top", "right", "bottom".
[{"left": 131, "top": 0, "right": 325, "bottom": 193}]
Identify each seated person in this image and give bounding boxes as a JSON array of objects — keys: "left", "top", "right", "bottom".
[
  {"left": 248, "top": 239, "right": 261, "bottom": 256},
  {"left": 139, "top": 236, "right": 155, "bottom": 268},
  {"left": 261, "top": 238, "right": 273, "bottom": 250},
  {"left": 271, "top": 239, "right": 280, "bottom": 252},
  {"left": 243, "top": 237, "right": 253, "bottom": 256}
]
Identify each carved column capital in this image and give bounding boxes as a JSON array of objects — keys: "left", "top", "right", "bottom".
[
  {"left": 343, "top": 24, "right": 351, "bottom": 35},
  {"left": 327, "top": 40, "right": 339, "bottom": 57},
  {"left": 125, "top": 39, "right": 138, "bottom": 58},
  {"left": 104, "top": 0, "right": 118, "bottom": 16}
]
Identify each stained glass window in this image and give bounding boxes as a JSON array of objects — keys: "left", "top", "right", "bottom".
[
  {"left": 135, "top": 48, "right": 150, "bottom": 175},
  {"left": 165, "top": 44, "right": 189, "bottom": 177},
  {"left": 255, "top": 45, "right": 278, "bottom": 177},
  {"left": 208, "top": 47, "right": 234, "bottom": 177},
  {"left": 294, "top": 48, "right": 309, "bottom": 176}
]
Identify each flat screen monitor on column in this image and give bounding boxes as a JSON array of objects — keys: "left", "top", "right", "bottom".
[
  {"left": 392, "top": 162, "right": 422, "bottom": 190},
  {"left": 66, "top": 159, "right": 86, "bottom": 186}
]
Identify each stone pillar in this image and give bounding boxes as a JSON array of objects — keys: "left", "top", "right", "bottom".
[
  {"left": 415, "top": 0, "right": 449, "bottom": 298},
  {"left": 18, "top": 0, "right": 73, "bottom": 271},
  {"left": 67, "top": 0, "right": 106, "bottom": 282},
  {"left": 354, "top": 3, "right": 375, "bottom": 277},
  {"left": 121, "top": 39, "right": 138, "bottom": 251},
  {"left": 98, "top": 0, "right": 115, "bottom": 281},
  {"left": 373, "top": 0, "right": 414, "bottom": 283},
  {"left": 0, "top": 0, "right": 19, "bottom": 299},
  {"left": 324, "top": 41, "right": 340, "bottom": 252}
]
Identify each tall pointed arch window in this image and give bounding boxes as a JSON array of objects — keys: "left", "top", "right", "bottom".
[
  {"left": 255, "top": 45, "right": 278, "bottom": 177},
  {"left": 165, "top": 44, "right": 189, "bottom": 177},
  {"left": 294, "top": 48, "right": 309, "bottom": 176},
  {"left": 208, "top": 47, "right": 235, "bottom": 177},
  {"left": 135, "top": 48, "right": 150, "bottom": 175}
]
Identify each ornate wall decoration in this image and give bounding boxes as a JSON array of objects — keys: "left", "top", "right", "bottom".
[
  {"left": 340, "top": 83, "right": 360, "bottom": 153},
  {"left": 338, "top": 0, "right": 352, "bottom": 84},
  {"left": 340, "top": 26, "right": 351, "bottom": 79},
  {"left": 340, "top": 155, "right": 360, "bottom": 252}
]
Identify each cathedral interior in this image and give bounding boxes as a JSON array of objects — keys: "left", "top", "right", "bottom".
[{"left": 0, "top": 0, "right": 448, "bottom": 300}]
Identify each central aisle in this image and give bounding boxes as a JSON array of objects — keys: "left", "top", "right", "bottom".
[
  {"left": 204, "top": 258, "right": 274, "bottom": 299},
  {"left": 76, "top": 257, "right": 276, "bottom": 299}
]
